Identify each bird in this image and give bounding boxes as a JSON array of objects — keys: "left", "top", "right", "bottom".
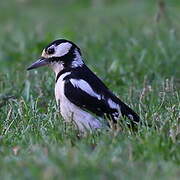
[{"left": 27, "top": 39, "right": 140, "bottom": 132}]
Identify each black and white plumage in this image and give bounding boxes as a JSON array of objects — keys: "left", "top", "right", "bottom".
[{"left": 27, "top": 39, "right": 140, "bottom": 131}]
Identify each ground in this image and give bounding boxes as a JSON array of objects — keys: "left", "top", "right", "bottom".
[{"left": 0, "top": 0, "right": 179, "bottom": 179}]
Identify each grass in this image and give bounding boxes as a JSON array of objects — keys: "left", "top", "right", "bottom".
[{"left": 0, "top": 0, "right": 179, "bottom": 179}]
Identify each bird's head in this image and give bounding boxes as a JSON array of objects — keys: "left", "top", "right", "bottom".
[{"left": 27, "top": 39, "right": 84, "bottom": 74}]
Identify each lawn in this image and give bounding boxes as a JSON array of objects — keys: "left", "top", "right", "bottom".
[{"left": 0, "top": 0, "right": 179, "bottom": 179}]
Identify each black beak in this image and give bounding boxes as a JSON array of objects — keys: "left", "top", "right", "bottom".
[{"left": 27, "top": 57, "right": 49, "bottom": 70}]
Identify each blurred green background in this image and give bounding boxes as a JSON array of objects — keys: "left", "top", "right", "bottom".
[
  {"left": 0, "top": 0, "right": 179, "bottom": 179},
  {"left": 0, "top": 0, "right": 179, "bottom": 99}
]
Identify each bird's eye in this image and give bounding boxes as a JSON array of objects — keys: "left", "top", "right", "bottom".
[{"left": 47, "top": 47, "right": 55, "bottom": 54}]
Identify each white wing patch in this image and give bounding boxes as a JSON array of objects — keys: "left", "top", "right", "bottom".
[
  {"left": 128, "top": 114, "right": 134, "bottom": 120},
  {"left": 112, "top": 112, "right": 120, "bottom": 119},
  {"left": 108, "top": 98, "right": 119, "bottom": 110},
  {"left": 70, "top": 79, "right": 101, "bottom": 100}
]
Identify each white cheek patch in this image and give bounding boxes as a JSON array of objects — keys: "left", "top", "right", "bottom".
[{"left": 55, "top": 42, "right": 72, "bottom": 57}]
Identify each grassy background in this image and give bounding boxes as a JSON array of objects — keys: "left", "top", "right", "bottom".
[{"left": 0, "top": 0, "right": 179, "bottom": 179}]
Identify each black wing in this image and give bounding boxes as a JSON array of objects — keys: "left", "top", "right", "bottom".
[
  {"left": 62, "top": 65, "right": 140, "bottom": 126},
  {"left": 64, "top": 79, "right": 118, "bottom": 122}
]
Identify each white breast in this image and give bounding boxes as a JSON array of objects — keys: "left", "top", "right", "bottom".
[
  {"left": 55, "top": 73, "right": 102, "bottom": 131},
  {"left": 55, "top": 72, "right": 71, "bottom": 103}
]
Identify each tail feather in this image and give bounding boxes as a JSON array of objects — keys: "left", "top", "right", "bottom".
[{"left": 119, "top": 101, "right": 140, "bottom": 129}]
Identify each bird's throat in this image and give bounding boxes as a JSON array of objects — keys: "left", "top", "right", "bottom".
[{"left": 50, "top": 61, "right": 65, "bottom": 76}]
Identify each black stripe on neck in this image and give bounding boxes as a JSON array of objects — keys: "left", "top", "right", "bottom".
[{"left": 56, "top": 67, "right": 73, "bottom": 83}]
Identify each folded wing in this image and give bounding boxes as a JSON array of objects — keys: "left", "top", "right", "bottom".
[{"left": 64, "top": 77, "right": 139, "bottom": 127}]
